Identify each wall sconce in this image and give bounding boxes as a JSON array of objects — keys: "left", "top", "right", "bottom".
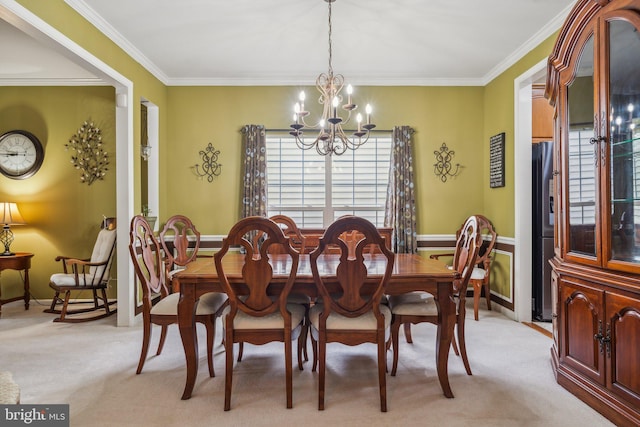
[
  {"left": 141, "top": 143, "right": 151, "bottom": 161},
  {"left": 0, "top": 202, "right": 26, "bottom": 256},
  {"left": 433, "top": 142, "right": 461, "bottom": 182},
  {"left": 194, "top": 142, "right": 222, "bottom": 182}
]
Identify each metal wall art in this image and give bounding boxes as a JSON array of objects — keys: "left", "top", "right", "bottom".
[
  {"left": 194, "top": 142, "right": 222, "bottom": 182},
  {"left": 433, "top": 142, "right": 461, "bottom": 182},
  {"left": 65, "top": 120, "right": 109, "bottom": 185}
]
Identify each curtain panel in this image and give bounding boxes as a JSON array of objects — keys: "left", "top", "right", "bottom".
[
  {"left": 241, "top": 125, "right": 267, "bottom": 218},
  {"left": 385, "top": 126, "right": 417, "bottom": 253}
]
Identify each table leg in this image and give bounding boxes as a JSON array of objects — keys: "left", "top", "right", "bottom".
[
  {"left": 435, "top": 280, "right": 456, "bottom": 398},
  {"left": 24, "top": 268, "right": 30, "bottom": 310},
  {"left": 177, "top": 282, "right": 199, "bottom": 400}
]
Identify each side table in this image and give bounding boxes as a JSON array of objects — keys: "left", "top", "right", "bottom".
[{"left": 0, "top": 252, "right": 34, "bottom": 316}]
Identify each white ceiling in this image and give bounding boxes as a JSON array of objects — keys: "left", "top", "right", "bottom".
[{"left": 1, "top": 0, "right": 578, "bottom": 86}]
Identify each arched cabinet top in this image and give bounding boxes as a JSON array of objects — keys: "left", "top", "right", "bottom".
[{"left": 545, "top": 0, "right": 607, "bottom": 105}]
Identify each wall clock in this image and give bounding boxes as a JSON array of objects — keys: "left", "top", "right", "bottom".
[{"left": 0, "top": 130, "right": 44, "bottom": 179}]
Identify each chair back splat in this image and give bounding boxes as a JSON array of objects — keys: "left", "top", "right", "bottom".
[
  {"left": 215, "top": 216, "right": 304, "bottom": 411},
  {"left": 308, "top": 215, "right": 395, "bottom": 412}
]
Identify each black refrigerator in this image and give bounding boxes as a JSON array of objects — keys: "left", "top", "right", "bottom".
[{"left": 532, "top": 141, "right": 554, "bottom": 321}]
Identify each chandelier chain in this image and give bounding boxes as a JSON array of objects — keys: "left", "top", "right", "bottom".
[{"left": 327, "top": 0, "right": 333, "bottom": 76}]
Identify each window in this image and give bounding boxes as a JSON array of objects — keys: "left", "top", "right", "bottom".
[{"left": 266, "top": 131, "right": 392, "bottom": 228}]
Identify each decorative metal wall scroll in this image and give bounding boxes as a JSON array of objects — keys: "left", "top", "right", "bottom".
[
  {"left": 194, "top": 142, "right": 222, "bottom": 182},
  {"left": 433, "top": 142, "right": 460, "bottom": 182}
]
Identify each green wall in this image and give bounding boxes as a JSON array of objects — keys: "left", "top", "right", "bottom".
[
  {"left": 164, "top": 86, "right": 485, "bottom": 234},
  {"left": 0, "top": 86, "right": 117, "bottom": 299},
  {"left": 482, "top": 33, "right": 559, "bottom": 236}
]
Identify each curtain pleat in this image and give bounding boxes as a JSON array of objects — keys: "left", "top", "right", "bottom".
[
  {"left": 241, "top": 125, "right": 267, "bottom": 218},
  {"left": 384, "top": 126, "right": 417, "bottom": 253}
]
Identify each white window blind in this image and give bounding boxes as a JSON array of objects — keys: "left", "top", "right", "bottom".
[
  {"left": 266, "top": 131, "right": 392, "bottom": 228},
  {"left": 568, "top": 129, "right": 596, "bottom": 225}
]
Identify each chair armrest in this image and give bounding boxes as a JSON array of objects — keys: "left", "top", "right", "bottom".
[
  {"left": 55, "top": 255, "right": 91, "bottom": 274},
  {"left": 429, "top": 252, "right": 454, "bottom": 260},
  {"left": 66, "top": 259, "right": 108, "bottom": 268}
]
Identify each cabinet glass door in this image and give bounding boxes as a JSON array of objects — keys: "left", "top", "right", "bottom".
[
  {"left": 567, "top": 35, "right": 597, "bottom": 258},
  {"left": 608, "top": 19, "right": 640, "bottom": 264}
]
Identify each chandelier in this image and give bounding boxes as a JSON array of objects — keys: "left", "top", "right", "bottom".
[{"left": 289, "top": 0, "right": 376, "bottom": 156}]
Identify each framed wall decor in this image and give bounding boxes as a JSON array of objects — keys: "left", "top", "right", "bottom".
[{"left": 489, "top": 132, "right": 505, "bottom": 188}]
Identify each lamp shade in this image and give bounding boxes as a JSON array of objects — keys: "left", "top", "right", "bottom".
[{"left": 0, "top": 203, "right": 26, "bottom": 225}]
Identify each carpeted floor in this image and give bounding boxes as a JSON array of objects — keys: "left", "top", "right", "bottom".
[{"left": 0, "top": 300, "right": 613, "bottom": 427}]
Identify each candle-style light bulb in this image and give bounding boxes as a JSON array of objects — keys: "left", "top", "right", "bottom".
[
  {"left": 365, "top": 104, "right": 372, "bottom": 124},
  {"left": 332, "top": 96, "right": 339, "bottom": 118},
  {"left": 347, "top": 84, "right": 353, "bottom": 105},
  {"left": 299, "top": 91, "right": 306, "bottom": 111},
  {"left": 356, "top": 113, "right": 362, "bottom": 132},
  {"left": 320, "top": 119, "right": 325, "bottom": 132}
]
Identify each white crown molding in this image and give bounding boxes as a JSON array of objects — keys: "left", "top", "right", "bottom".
[
  {"left": 165, "top": 76, "right": 486, "bottom": 87},
  {"left": 0, "top": 77, "right": 105, "bottom": 86},
  {"left": 481, "top": 1, "right": 576, "bottom": 85},
  {"left": 64, "top": 0, "right": 169, "bottom": 85}
]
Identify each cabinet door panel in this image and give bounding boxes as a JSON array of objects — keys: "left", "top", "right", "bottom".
[
  {"left": 560, "top": 278, "right": 605, "bottom": 385},
  {"left": 606, "top": 292, "right": 640, "bottom": 407},
  {"left": 606, "top": 13, "right": 640, "bottom": 273}
]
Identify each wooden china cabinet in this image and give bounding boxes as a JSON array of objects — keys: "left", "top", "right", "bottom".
[{"left": 546, "top": 1, "right": 640, "bottom": 425}]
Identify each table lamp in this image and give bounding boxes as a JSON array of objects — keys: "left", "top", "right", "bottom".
[{"left": 0, "top": 202, "right": 26, "bottom": 256}]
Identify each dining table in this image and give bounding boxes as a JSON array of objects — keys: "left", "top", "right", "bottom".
[{"left": 172, "top": 252, "right": 460, "bottom": 400}]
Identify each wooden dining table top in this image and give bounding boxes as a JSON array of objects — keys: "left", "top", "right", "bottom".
[
  {"left": 173, "top": 252, "right": 459, "bottom": 294},
  {"left": 173, "top": 252, "right": 461, "bottom": 401}
]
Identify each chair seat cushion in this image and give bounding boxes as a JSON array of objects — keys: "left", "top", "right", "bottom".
[
  {"left": 49, "top": 273, "right": 106, "bottom": 288},
  {"left": 150, "top": 291, "right": 227, "bottom": 316},
  {"left": 470, "top": 267, "right": 487, "bottom": 281},
  {"left": 388, "top": 292, "right": 437, "bottom": 316},
  {"left": 309, "top": 303, "right": 392, "bottom": 330},
  {"left": 221, "top": 303, "right": 305, "bottom": 330}
]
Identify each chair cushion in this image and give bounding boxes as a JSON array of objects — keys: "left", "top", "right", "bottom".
[
  {"left": 150, "top": 292, "right": 227, "bottom": 316},
  {"left": 470, "top": 267, "right": 487, "bottom": 281},
  {"left": 388, "top": 292, "right": 437, "bottom": 316},
  {"left": 309, "top": 303, "right": 392, "bottom": 330},
  {"left": 49, "top": 273, "right": 106, "bottom": 287},
  {"left": 90, "top": 228, "right": 117, "bottom": 277},
  {"left": 221, "top": 303, "right": 305, "bottom": 330}
]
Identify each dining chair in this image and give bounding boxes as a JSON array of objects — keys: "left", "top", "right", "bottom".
[
  {"left": 215, "top": 216, "right": 304, "bottom": 411},
  {"left": 45, "top": 217, "right": 117, "bottom": 322},
  {"left": 430, "top": 214, "right": 497, "bottom": 321},
  {"left": 308, "top": 215, "right": 395, "bottom": 412},
  {"left": 129, "top": 215, "right": 226, "bottom": 376},
  {"left": 389, "top": 215, "right": 480, "bottom": 376}
]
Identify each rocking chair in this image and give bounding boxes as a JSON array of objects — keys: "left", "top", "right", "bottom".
[{"left": 45, "top": 217, "right": 117, "bottom": 322}]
